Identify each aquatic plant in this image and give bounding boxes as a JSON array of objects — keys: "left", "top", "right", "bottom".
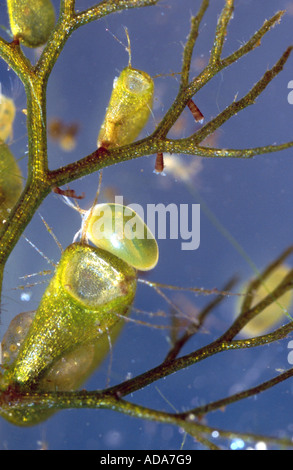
[{"left": 0, "top": 0, "right": 293, "bottom": 449}]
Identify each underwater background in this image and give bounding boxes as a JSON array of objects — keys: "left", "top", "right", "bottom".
[{"left": 0, "top": 0, "right": 293, "bottom": 450}]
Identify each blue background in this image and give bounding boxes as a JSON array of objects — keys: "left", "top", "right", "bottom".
[{"left": 0, "top": 0, "right": 293, "bottom": 450}]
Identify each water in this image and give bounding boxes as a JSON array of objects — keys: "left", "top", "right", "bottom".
[{"left": 0, "top": 0, "right": 292, "bottom": 450}]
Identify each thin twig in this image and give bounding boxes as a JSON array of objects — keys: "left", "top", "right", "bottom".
[{"left": 209, "top": 0, "right": 234, "bottom": 66}]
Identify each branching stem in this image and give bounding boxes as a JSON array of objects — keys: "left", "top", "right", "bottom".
[{"left": 0, "top": 0, "right": 293, "bottom": 449}]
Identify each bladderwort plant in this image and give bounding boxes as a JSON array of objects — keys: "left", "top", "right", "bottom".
[{"left": 1, "top": 0, "right": 293, "bottom": 450}]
